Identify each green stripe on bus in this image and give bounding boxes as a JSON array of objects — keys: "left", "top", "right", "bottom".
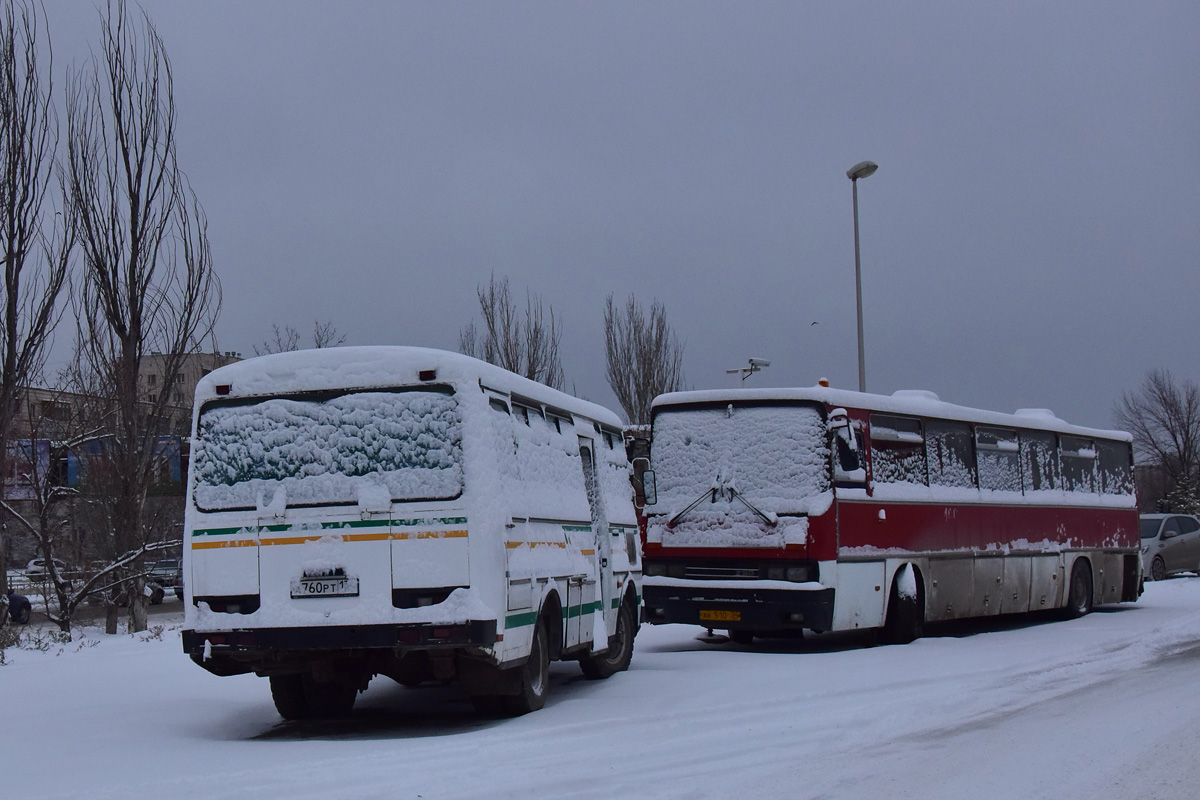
[
  {"left": 561, "top": 525, "right": 591, "bottom": 533},
  {"left": 505, "top": 600, "right": 603, "bottom": 629}
]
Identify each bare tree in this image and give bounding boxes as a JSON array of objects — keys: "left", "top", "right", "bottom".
[
  {"left": 254, "top": 319, "right": 345, "bottom": 355},
  {"left": 253, "top": 323, "right": 300, "bottom": 355},
  {"left": 63, "top": 1, "right": 219, "bottom": 632},
  {"left": 0, "top": 0, "right": 72, "bottom": 615},
  {"left": 459, "top": 274, "right": 564, "bottom": 389},
  {"left": 604, "top": 294, "right": 685, "bottom": 425},
  {"left": 1115, "top": 369, "right": 1200, "bottom": 512}
]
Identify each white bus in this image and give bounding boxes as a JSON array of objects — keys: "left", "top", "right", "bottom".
[{"left": 181, "top": 347, "right": 641, "bottom": 717}]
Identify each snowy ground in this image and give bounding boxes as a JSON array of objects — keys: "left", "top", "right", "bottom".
[{"left": 5, "top": 579, "right": 1200, "bottom": 800}]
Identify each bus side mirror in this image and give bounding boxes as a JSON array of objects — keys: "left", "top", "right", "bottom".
[{"left": 642, "top": 469, "right": 657, "bottom": 507}]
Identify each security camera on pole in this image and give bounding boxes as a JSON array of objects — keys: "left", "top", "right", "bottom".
[{"left": 726, "top": 358, "right": 771, "bottom": 382}]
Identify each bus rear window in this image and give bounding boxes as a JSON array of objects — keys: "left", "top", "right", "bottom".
[{"left": 192, "top": 389, "right": 463, "bottom": 511}]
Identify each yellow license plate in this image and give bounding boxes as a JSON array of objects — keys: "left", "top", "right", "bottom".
[{"left": 699, "top": 610, "right": 741, "bottom": 622}]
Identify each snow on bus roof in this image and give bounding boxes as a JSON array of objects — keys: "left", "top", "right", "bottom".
[
  {"left": 651, "top": 385, "right": 1131, "bottom": 441},
  {"left": 194, "top": 346, "right": 623, "bottom": 428}
]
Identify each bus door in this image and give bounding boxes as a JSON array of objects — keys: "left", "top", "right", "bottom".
[{"left": 579, "top": 438, "right": 613, "bottom": 644}]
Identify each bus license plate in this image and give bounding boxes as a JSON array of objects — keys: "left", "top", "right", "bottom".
[
  {"left": 291, "top": 576, "right": 359, "bottom": 598},
  {"left": 699, "top": 610, "right": 741, "bottom": 622}
]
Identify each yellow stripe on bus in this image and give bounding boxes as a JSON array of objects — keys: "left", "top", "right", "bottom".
[{"left": 191, "top": 529, "right": 467, "bottom": 550}]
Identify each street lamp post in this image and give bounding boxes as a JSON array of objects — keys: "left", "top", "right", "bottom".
[{"left": 847, "top": 160, "right": 877, "bottom": 394}]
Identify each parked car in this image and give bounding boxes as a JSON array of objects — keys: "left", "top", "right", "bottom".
[
  {"left": 6, "top": 588, "right": 31, "bottom": 624},
  {"left": 146, "top": 559, "right": 182, "bottom": 591},
  {"left": 24, "top": 558, "right": 69, "bottom": 580},
  {"left": 1140, "top": 514, "right": 1200, "bottom": 581}
]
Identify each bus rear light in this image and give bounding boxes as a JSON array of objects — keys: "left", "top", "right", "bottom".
[
  {"left": 215, "top": 384, "right": 231, "bottom": 395},
  {"left": 396, "top": 628, "right": 420, "bottom": 644},
  {"left": 419, "top": 370, "right": 437, "bottom": 382}
]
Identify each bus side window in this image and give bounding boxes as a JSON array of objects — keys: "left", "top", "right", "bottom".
[
  {"left": 830, "top": 409, "right": 866, "bottom": 486},
  {"left": 869, "top": 414, "right": 928, "bottom": 486}
]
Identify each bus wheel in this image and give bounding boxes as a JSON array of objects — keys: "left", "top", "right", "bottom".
[
  {"left": 304, "top": 676, "right": 357, "bottom": 718},
  {"left": 580, "top": 598, "right": 635, "bottom": 679},
  {"left": 881, "top": 569, "right": 923, "bottom": 645},
  {"left": 1150, "top": 556, "right": 1166, "bottom": 583},
  {"left": 728, "top": 629, "right": 755, "bottom": 645},
  {"left": 503, "top": 618, "right": 550, "bottom": 715},
  {"left": 1065, "top": 560, "right": 1094, "bottom": 619},
  {"left": 269, "top": 674, "right": 311, "bottom": 720}
]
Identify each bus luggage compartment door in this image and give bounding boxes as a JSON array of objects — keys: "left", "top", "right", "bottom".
[
  {"left": 190, "top": 528, "right": 259, "bottom": 598},
  {"left": 566, "top": 574, "right": 596, "bottom": 650}
]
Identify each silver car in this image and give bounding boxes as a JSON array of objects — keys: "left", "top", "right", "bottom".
[{"left": 1141, "top": 514, "right": 1200, "bottom": 581}]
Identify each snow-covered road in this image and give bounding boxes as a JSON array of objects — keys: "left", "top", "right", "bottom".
[{"left": 5, "top": 579, "right": 1200, "bottom": 800}]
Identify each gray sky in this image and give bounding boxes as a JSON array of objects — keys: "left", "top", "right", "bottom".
[{"left": 43, "top": 1, "right": 1200, "bottom": 430}]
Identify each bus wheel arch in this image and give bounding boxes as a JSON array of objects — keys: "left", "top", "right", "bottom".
[
  {"left": 881, "top": 562, "right": 925, "bottom": 645},
  {"left": 579, "top": 590, "right": 637, "bottom": 680},
  {"left": 1064, "top": 557, "right": 1094, "bottom": 618},
  {"left": 538, "top": 590, "right": 564, "bottom": 661}
]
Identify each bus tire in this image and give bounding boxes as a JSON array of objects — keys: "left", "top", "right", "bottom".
[
  {"left": 304, "top": 675, "right": 357, "bottom": 718},
  {"left": 727, "top": 629, "right": 755, "bottom": 645},
  {"left": 269, "top": 674, "right": 311, "bottom": 720},
  {"left": 580, "top": 597, "right": 636, "bottom": 679},
  {"left": 1064, "top": 559, "right": 1094, "bottom": 619},
  {"left": 502, "top": 617, "right": 550, "bottom": 715},
  {"left": 881, "top": 568, "right": 924, "bottom": 645}
]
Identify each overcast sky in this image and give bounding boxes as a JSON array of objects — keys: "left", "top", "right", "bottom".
[{"left": 42, "top": 1, "right": 1200, "bottom": 430}]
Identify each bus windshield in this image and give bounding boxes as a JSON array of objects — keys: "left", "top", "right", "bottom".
[
  {"left": 192, "top": 389, "right": 462, "bottom": 511},
  {"left": 650, "top": 402, "right": 830, "bottom": 517}
]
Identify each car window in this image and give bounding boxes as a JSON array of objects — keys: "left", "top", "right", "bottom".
[
  {"left": 1162, "top": 518, "right": 1182, "bottom": 537},
  {"left": 1177, "top": 516, "right": 1200, "bottom": 535}
]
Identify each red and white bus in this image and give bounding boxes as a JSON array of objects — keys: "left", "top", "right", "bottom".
[{"left": 637, "top": 386, "right": 1140, "bottom": 643}]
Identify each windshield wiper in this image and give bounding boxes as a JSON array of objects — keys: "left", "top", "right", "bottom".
[
  {"left": 725, "top": 486, "right": 777, "bottom": 527},
  {"left": 667, "top": 485, "right": 778, "bottom": 528}
]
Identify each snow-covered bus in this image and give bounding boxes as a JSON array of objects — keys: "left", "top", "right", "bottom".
[
  {"left": 638, "top": 385, "right": 1140, "bottom": 644},
  {"left": 181, "top": 347, "right": 641, "bottom": 717}
]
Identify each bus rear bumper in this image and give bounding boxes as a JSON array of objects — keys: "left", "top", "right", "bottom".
[
  {"left": 182, "top": 620, "right": 498, "bottom": 676},
  {"left": 642, "top": 582, "right": 835, "bottom": 632}
]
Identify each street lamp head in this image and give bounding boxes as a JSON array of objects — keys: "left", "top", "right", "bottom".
[{"left": 846, "top": 160, "right": 878, "bottom": 181}]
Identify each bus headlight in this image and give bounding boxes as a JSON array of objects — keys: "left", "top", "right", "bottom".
[
  {"left": 645, "top": 562, "right": 666, "bottom": 577},
  {"left": 786, "top": 567, "right": 810, "bottom": 582},
  {"left": 766, "top": 566, "right": 786, "bottom": 581}
]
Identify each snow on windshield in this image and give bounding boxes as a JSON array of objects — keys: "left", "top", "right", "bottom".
[
  {"left": 192, "top": 390, "right": 462, "bottom": 510},
  {"left": 647, "top": 404, "right": 830, "bottom": 547},
  {"left": 652, "top": 403, "right": 830, "bottom": 512}
]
